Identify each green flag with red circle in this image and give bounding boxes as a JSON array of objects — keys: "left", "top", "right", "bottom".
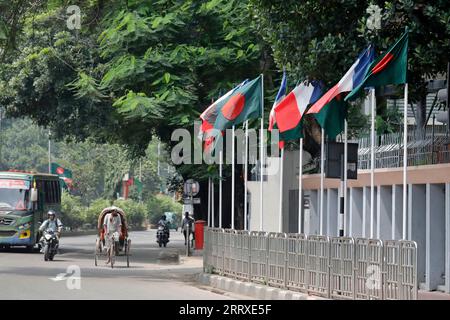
[
  {"left": 51, "top": 163, "right": 73, "bottom": 190},
  {"left": 345, "top": 30, "right": 408, "bottom": 101},
  {"left": 213, "top": 75, "right": 263, "bottom": 131}
]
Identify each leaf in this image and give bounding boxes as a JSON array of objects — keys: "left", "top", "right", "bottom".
[{"left": 163, "top": 72, "right": 171, "bottom": 84}]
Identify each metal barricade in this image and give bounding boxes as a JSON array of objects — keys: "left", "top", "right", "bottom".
[
  {"left": 215, "top": 228, "right": 225, "bottom": 274},
  {"left": 286, "top": 233, "right": 308, "bottom": 293},
  {"left": 329, "top": 237, "right": 355, "bottom": 300},
  {"left": 399, "top": 240, "right": 418, "bottom": 300},
  {"left": 383, "top": 240, "right": 401, "bottom": 300},
  {"left": 202, "top": 229, "right": 418, "bottom": 300},
  {"left": 203, "top": 227, "right": 210, "bottom": 270},
  {"left": 223, "top": 229, "right": 234, "bottom": 277},
  {"left": 235, "top": 230, "right": 251, "bottom": 281},
  {"left": 354, "top": 238, "right": 384, "bottom": 300},
  {"left": 250, "top": 231, "right": 268, "bottom": 284},
  {"left": 307, "top": 235, "right": 330, "bottom": 298},
  {"left": 267, "top": 233, "right": 288, "bottom": 288}
]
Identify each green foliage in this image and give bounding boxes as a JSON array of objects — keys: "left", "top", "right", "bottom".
[
  {"left": 146, "top": 193, "right": 182, "bottom": 225},
  {"left": 60, "top": 191, "right": 85, "bottom": 229},
  {"left": 83, "top": 198, "right": 112, "bottom": 226},
  {"left": 251, "top": 0, "right": 450, "bottom": 136},
  {"left": 113, "top": 199, "right": 147, "bottom": 227},
  {"left": 0, "top": 118, "right": 165, "bottom": 203},
  {"left": 0, "top": 0, "right": 263, "bottom": 163}
]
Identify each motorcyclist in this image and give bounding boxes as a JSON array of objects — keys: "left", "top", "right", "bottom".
[
  {"left": 157, "top": 215, "right": 170, "bottom": 240},
  {"left": 181, "top": 212, "right": 195, "bottom": 246},
  {"left": 39, "top": 210, "right": 63, "bottom": 252}
]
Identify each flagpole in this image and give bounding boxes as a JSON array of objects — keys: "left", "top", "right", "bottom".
[
  {"left": 48, "top": 130, "right": 51, "bottom": 174},
  {"left": 260, "top": 74, "right": 264, "bottom": 232},
  {"left": 219, "top": 150, "right": 223, "bottom": 228},
  {"left": 212, "top": 179, "right": 215, "bottom": 228},
  {"left": 278, "top": 147, "right": 284, "bottom": 233},
  {"left": 298, "top": 138, "right": 303, "bottom": 233},
  {"left": 208, "top": 177, "right": 211, "bottom": 227},
  {"left": 402, "top": 83, "right": 408, "bottom": 239},
  {"left": 370, "top": 88, "right": 376, "bottom": 239},
  {"left": 341, "top": 119, "right": 348, "bottom": 237},
  {"left": 244, "top": 120, "right": 249, "bottom": 231},
  {"left": 320, "top": 128, "right": 325, "bottom": 235},
  {"left": 231, "top": 125, "right": 235, "bottom": 229}
]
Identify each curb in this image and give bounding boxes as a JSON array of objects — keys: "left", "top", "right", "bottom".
[{"left": 197, "top": 273, "right": 327, "bottom": 300}]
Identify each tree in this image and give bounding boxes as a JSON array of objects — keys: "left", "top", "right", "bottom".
[
  {"left": 251, "top": 0, "right": 450, "bottom": 153},
  {"left": 0, "top": 118, "right": 165, "bottom": 204}
]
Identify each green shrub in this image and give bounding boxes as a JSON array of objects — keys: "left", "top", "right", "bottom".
[
  {"left": 60, "top": 191, "right": 85, "bottom": 229},
  {"left": 113, "top": 199, "right": 146, "bottom": 228},
  {"left": 146, "top": 194, "right": 182, "bottom": 225}
]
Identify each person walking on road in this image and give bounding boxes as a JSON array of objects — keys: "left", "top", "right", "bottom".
[{"left": 181, "top": 212, "right": 195, "bottom": 246}]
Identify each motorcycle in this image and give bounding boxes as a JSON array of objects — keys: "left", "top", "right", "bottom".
[
  {"left": 42, "top": 228, "right": 59, "bottom": 261},
  {"left": 156, "top": 225, "right": 169, "bottom": 247}
]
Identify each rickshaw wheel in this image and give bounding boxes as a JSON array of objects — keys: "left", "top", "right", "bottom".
[
  {"left": 126, "top": 239, "right": 131, "bottom": 268},
  {"left": 94, "top": 238, "right": 100, "bottom": 266},
  {"left": 110, "top": 241, "right": 115, "bottom": 269}
]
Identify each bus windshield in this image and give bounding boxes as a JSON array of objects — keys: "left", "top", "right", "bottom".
[{"left": 0, "top": 179, "right": 31, "bottom": 211}]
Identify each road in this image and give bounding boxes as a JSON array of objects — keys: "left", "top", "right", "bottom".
[{"left": 0, "top": 230, "right": 240, "bottom": 300}]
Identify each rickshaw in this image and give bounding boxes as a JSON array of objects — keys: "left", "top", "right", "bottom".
[{"left": 94, "top": 206, "right": 131, "bottom": 268}]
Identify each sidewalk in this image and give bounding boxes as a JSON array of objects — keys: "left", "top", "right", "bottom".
[{"left": 418, "top": 290, "right": 450, "bottom": 300}]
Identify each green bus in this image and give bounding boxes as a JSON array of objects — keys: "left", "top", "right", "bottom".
[{"left": 0, "top": 171, "right": 61, "bottom": 250}]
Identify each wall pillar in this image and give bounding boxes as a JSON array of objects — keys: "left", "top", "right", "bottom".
[
  {"left": 327, "top": 188, "right": 338, "bottom": 237},
  {"left": 408, "top": 184, "right": 426, "bottom": 284},
  {"left": 391, "top": 184, "right": 403, "bottom": 240},
  {"left": 445, "top": 183, "right": 450, "bottom": 293},
  {"left": 425, "top": 183, "right": 445, "bottom": 291},
  {"left": 349, "top": 187, "right": 363, "bottom": 237},
  {"left": 377, "top": 186, "right": 392, "bottom": 240}
]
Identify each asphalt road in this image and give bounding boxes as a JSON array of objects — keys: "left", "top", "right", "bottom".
[{"left": 0, "top": 230, "right": 238, "bottom": 300}]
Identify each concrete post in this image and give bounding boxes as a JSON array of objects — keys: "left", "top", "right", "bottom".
[
  {"left": 377, "top": 186, "right": 392, "bottom": 240},
  {"left": 425, "top": 184, "right": 445, "bottom": 291},
  {"left": 327, "top": 189, "right": 337, "bottom": 236},
  {"left": 349, "top": 188, "right": 363, "bottom": 237},
  {"left": 392, "top": 185, "right": 403, "bottom": 240},
  {"left": 445, "top": 183, "right": 450, "bottom": 293},
  {"left": 408, "top": 184, "right": 426, "bottom": 284},
  {"left": 308, "top": 190, "right": 320, "bottom": 235}
]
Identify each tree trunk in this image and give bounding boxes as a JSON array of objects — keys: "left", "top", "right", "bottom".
[{"left": 415, "top": 94, "right": 427, "bottom": 130}]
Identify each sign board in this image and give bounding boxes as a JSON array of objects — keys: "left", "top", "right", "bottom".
[
  {"left": 184, "top": 179, "right": 200, "bottom": 196},
  {"left": 325, "top": 142, "right": 358, "bottom": 180},
  {"left": 0, "top": 179, "right": 30, "bottom": 189},
  {"left": 184, "top": 198, "right": 201, "bottom": 205}
]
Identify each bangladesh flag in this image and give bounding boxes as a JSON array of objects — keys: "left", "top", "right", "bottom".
[
  {"left": 51, "top": 163, "right": 73, "bottom": 190},
  {"left": 345, "top": 30, "right": 408, "bottom": 101},
  {"left": 213, "top": 75, "right": 263, "bottom": 131},
  {"left": 313, "top": 93, "right": 348, "bottom": 140}
]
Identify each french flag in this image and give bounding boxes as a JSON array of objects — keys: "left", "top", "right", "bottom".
[
  {"left": 273, "top": 80, "right": 323, "bottom": 134},
  {"left": 269, "top": 71, "right": 287, "bottom": 131},
  {"left": 306, "top": 44, "right": 375, "bottom": 115}
]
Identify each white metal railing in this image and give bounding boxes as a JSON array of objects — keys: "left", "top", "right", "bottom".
[{"left": 203, "top": 228, "right": 418, "bottom": 300}]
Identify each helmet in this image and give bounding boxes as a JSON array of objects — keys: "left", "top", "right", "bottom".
[
  {"left": 161, "top": 215, "right": 166, "bottom": 220},
  {"left": 47, "top": 210, "right": 56, "bottom": 217}
]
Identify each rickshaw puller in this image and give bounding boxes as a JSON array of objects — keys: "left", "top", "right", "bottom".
[{"left": 103, "top": 209, "right": 122, "bottom": 264}]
